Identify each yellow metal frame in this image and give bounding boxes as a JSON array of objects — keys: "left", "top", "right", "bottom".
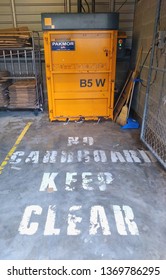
[{"left": 44, "top": 30, "right": 117, "bottom": 121}]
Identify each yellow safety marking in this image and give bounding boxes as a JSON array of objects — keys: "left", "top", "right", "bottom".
[
  {"left": 44, "top": 18, "right": 52, "bottom": 26},
  {"left": 0, "top": 122, "right": 32, "bottom": 175}
]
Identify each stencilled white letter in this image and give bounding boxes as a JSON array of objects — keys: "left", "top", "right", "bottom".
[
  {"left": 67, "top": 205, "right": 82, "bottom": 235},
  {"left": 89, "top": 206, "right": 111, "bottom": 235},
  {"left": 94, "top": 150, "right": 107, "bottom": 162},
  {"left": 128, "top": 150, "right": 141, "bottom": 163},
  {"left": 39, "top": 173, "right": 58, "bottom": 191},
  {"left": 138, "top": 150, "right": 151, "bottom": 163},
  {"left": 113, "top": 205, "right": 139, "bottom": 235},
  {"left": 60, "top": 151, "right": 74, "bottom": 163},
  {"left": 110, "top": 151, "right": 126, "bottom": 162},
  {"left": 113, "top": 205, "right": 127, "bottom": 235},
  {"left": 67, "top": 137, "right": 79, "bottom": 146},
  {"left": 83, "top": 137, "right": 94, "bottom": 146},
  {"left": 43, "top": 151, "right": 57, "bottom": 163},
  {"left": 77, "top": 150, "right": 90, "bottom": 163},
  {"left": 25, "top": 151, "right": 39, "bottom": 163},
  {"left": 65, "top": 172, "right": 77, "bottom": 191},
  {"left": 18, "top": 205, "right": 42, "bottom": 235},
  {"left": 97, "top": 172, "right": 114, "bottom": 191},
  {"left": 82, "top": 172, "right": 94, "bottom": 190},
  {"left": 10, "top": 151, "right": 25, "bottom": 164},
  {"left": 122, "top": 205, "right": 139, "bottom": 235},
  {"left": 44, "top": 205, "right": 60, "bottom": 235},
  {"left": 123, "top": 150, "right": 133, "bottom": 163}
]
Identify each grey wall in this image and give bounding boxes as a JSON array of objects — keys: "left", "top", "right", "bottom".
[{"left": 131, "top": 0, "right": 166, "bottom": 119}]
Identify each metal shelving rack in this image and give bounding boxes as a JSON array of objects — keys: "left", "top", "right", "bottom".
[{"left": 0, "top": 31, "right": 43, "bottom": 112}]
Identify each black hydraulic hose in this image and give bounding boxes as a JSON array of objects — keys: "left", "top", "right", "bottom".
[
  {"left": 78, "top": 0, "right": 82, "bottom": 13},
  {"left": 92, "top": 0, "right": 95, "bottom": 12}
]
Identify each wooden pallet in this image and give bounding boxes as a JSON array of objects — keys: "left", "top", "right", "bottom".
[
  {"left": 0, "top": 27, "right": 31, "bottom": 48},
  {"left": 8, "top": 80, "right": 37, "bottom": 108}
]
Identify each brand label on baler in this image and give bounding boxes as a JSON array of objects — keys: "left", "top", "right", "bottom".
[{"left": 51, "top": 41, "right": 75, "bottom": 51}]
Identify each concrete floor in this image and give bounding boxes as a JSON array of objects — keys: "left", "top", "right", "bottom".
[{"left": 0, "top": 110, "right": 166, "bottom": 260}]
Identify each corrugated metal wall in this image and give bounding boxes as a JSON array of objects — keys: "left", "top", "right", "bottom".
[
  {"left": 0, "top": 0, "right": 135, "bottom": 97},
  {"left": 95, "top": 0, "right": 135, "bottom": 48},
  {"left": 0, "top": 0, "right": 13, "bottom": 29},
  {"left": 115, "top": 0, "right": 135, "bottom": 48},
  {"left": 0, "top": 0, "right": 135, "bottom": 48},
  {"left": 15, "top": 0, "right": 65, "bottom": 31}
]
